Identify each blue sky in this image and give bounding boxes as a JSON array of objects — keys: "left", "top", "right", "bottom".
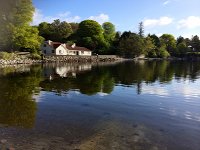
[{"left": 32, "top": 0, "right": 200, "bottom": 38}]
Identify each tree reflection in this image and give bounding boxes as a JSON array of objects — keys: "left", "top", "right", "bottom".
[
  {"left": 0, "top": 65, "right": 42, "bottom": 128},
  {"left": 1, "top": 61, "right": 199, "bottom": 128},
  {"left": 40, "top": 66, "right": 115, "bottom": 95},
  {"left": 40, "top": 61, "right": 200, "bottom": 95}
]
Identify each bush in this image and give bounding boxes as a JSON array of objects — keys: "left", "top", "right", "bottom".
[
  {"left": 159, "top": 49, "right": 170, "bottom": 58},
  {"left": 147, "top": 49, "right": 157, "bottom": 58},
  {"left": 30, "top": 53, "right": 41, "bottom": 60},
  {"left": 0, "top": 52, "right": 15, "bottom": 60},
  {"left": 158, "top": 46, "right": 170, "bottom": 58}
]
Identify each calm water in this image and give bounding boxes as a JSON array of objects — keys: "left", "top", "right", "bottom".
[{"left": 0, "top": 61, "right": 200, "bottom": 150}]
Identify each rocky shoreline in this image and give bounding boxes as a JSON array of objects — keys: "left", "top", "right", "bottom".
[
  {"left": 0, "top": 59, "right": 42, "bottom": 65},
  {"left": 0, "top": 55, "right": 122, "bottom": 66},
  {"left": 1, "top": 55, "right": 199, "bottom": 66}
]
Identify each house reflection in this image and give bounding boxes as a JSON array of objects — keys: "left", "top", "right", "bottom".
[
  {"left": 43, "top": 63, "right": 92, "bottom": 80},
  {"left": 55, "top": 64, "right": 92, "bottom": 78}
]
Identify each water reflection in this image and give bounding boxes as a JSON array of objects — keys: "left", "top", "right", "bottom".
[
  {"left": 0, "top": 61, "right": 200, "bottom": 149},
  {"left": 40, "top": 63, "right": 114, "bottom": 95},
  {"left": 40, "top": 61, "right": 200, "bottom": 96},
  {"left": 0, "top": 65, "right": 42, "bottom": 128},
  {"left": 0, "top": 61, "right": 200, "bottom": 128}
]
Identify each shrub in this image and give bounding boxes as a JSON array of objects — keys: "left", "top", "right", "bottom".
[
  {"left": 30, "top": 53, "right": 41, "bottom": 60},
  {"left": 0, "top": 52, "right": 15, "bottom": 60}
]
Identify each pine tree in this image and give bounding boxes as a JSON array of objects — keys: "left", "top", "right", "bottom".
[{"left": 138, "top": 22, "right": 144, "bottom": 37}]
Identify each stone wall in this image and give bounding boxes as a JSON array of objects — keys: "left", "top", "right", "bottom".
[
  {"left": 0, "top": 58, "right": 42, "bottom": 65},
  {"left": 0, "top": 55, "right": 120, "bottom": 65},
  {"left": 43, "top": 55, "right": 119, "bottom": 63}
]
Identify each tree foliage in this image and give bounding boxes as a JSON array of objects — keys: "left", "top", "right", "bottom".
[
  {"left": 191, "top": 35, "right": 200, "bottom": 52},
  {"left": 77, "top": 20, "right": 108, "bottom": 51},
  {"left": 1, "top": 0, "right": 199, "bottom": 59},
  {"left": 69, "top": 22, "right": 79, "bottom": 33},
  {"left": 102, "top": 22, "right": 116, "bottom": 42},
  {"left": 0, "top": 0, "right": 43, "bottom": 54},
  {"left": 12, "top": 25, "right": 43, "bottom": 53},
  {"left": 50, "top": 19, "right": 72, "bottom": 42},
  {"left": 160, "top": 34, "right": 176, "bottom": 54},
  {"left": 119, "top": 32, "right": 144, "bottom": 57},
  {"left": 38, "top": 22, "right": 52, "bottom": 40},
  {"left": 138, "top": 22, "right": 144, "bottom": 37}
]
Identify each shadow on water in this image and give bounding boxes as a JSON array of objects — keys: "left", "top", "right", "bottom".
[{"left": 0, "top": 61, "right": 200, "bottom": 150}]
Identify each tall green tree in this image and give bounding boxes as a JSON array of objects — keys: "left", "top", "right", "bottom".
[
  {"left": 158, "top": 45, "right": 170, "bottom": 58},
  {"left": 160, "top": 34, "right": 176, "bottom": 55},
  {"left": 119, "top": 32, "right": 144, "bottom": 58},
  {"left": 12, "top": 26, "right": 43, "bottom": 53},
  {"left": 38, "top": 20, "right": 73, "bottom": 42},
  {"left": 0, "top": 0, "right": 43, "bottom": 53},
  {"left": 38, "top": 22, "right": 52, "bottom": 40},
  {"left": 191, "top": 35, "right": 200, "bottom": 52},
  {"left": 102, "top": 22, "right": 116, "bottom": 42},
  {"left": 144, "top": 37, "right": 155, "bottom": 56},
  {"left": 176, "top": 42, "right": 190, "bottom": 55},
  {"left": 49, "top": 19, "right": 73, "bottom": 42},
  {"left": 77, "top": 20, "right": 108, "bottom": 51},
  {"left": 138, "top": 22, "right": 144, "bottom": 37},
  {"left": 69, "top": 22, "right": 79, "bottom": 33},
  {"left": 0, "top": 0, "right": 17, "bottom": 50},
  {"left": 176, "top": 36, "right": 185, "bottom": 46},
  {"left": 149, "top": 34, "right": 161, "bottom": 47}
]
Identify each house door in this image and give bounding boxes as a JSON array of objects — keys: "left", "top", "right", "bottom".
[{"left": 76, "top": 51, "right": 79, "bottom": 55}]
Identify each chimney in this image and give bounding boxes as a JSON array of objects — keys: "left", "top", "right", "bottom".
[
  {"left": 47, "top": 40, "right": 52, "bottom": 45},
  {"left": 71, "top": 43, "right": 76, "bottom": 48}
]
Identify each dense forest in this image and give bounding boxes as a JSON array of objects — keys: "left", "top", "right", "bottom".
[{"left": 0, "top": 0, "right": 200, "bottom": 58}]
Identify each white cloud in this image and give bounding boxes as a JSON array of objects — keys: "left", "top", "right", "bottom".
[
  {"left": 177, "top": 16, "right": 200, "bottom": 29},
  {"left": 163, "top": 0, "right": 170, "bottom": 5},
  {"left": 144, "top": 17, "right": 173, "bottom": 28},
  {"left": 156, "top": 33, "right": 164, "bottom": 37},
  {"left": 181, "top": 33, "right": 194, "bottom": 39},
  {"left": 32, "top": 9, "right": 110, "bottom": 25},
  {"left": 88, "top": 13, "right": 109, "bottom": 24},
  {"left": 32, "top": 9, "right": 81, "bottom": 25}
]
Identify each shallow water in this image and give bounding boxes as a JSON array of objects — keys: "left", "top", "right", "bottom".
[{"left": 0, "top": 61, "right": 200, "bottom": 150}]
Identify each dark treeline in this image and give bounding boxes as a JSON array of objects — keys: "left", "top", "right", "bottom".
[{"left": 0, "top": 1, "right": 200, "bottom": 58}]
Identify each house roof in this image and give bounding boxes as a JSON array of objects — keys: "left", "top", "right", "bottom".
[
  {"left": 50, "top": 42, "right": 62, "bottom": 49},
  {"left": 46, "top": 41, "right": 91, "bottom": 51},
  {"left": 65, "top": 45, "right": 91, "bottom": 51}
]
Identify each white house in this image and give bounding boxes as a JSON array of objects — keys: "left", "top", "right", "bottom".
[{"left": 41, "top": 40, "right": 92, "bottom": 56}]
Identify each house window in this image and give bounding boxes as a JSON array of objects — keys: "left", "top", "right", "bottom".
[
  {"left": 81, "top": 51, "right": 84, "bottom": 54},
  {"left": 59, "top": 50, "right": 62, "bottom": 54},
  {"left": 52, "top": 50, "right": 55, "bottom": 53},
  {"left": 44, "top": 50, "right": 46, "bottom": 54},
  {"left": 73, "top": 51, "right": 76, "bottom": 54}
]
